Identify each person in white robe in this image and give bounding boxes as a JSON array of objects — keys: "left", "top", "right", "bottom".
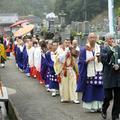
[{"left": 27, "top": 40, "right": 35, "bottom": 77}]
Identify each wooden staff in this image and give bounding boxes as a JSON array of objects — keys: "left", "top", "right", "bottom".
[{"left": 0, "top": 81, "right": 3, "bottom": 97}]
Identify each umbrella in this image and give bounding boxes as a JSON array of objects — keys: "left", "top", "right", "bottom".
[
  {"left": 14, "top": 24, "right": 35, "bottom": 37},
  {"left": 10, "top": 19, "right": 32, "bottom": 28}
]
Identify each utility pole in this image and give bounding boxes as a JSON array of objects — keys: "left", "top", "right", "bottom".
[
  {"left": 84, "top": 0, "right": 87, "bottom": 21},
  {"left": 108, "top": 0, "right": 115, "bottom": 34}
]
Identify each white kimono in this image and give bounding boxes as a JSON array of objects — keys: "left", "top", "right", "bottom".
[
  {"left": 27, "top": 47, "right": 34, "bottom": 67},
  {"left": 33, "top": 47, "right": 42, "bottom": 72}
]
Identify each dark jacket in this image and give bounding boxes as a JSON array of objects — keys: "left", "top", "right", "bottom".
[{"left": 101, "top": 45, "right": 120, "bottom": 88}]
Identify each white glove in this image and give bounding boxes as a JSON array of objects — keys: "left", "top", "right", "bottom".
[{"left": 113, "top": 64, "right": 119, "bottom": 70}]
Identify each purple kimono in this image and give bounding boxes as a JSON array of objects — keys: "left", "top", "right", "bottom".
[
  {"left": 46, "top": 52, "right": 59, "bottom": 90},
  {"left": 22, "top": 46, "right": 30, "bottom": 74},
  {"left": 16, "top": 46, "right": 24, "bottom": 70},
  {"left": 40, "top": 52, "right": 50, "bottom": 86},
  {"left": 76, "top": 47, "right": 104, "bottom": 102}
]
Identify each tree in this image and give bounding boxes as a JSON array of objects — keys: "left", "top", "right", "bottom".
[
  {"left": 115, "top": 0, "right": 120, "bottom": 16},
  {"left": 54, "top": 0, "right": 108, "bottom": 24}
]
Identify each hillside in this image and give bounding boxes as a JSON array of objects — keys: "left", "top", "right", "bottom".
[
  {"left": 0, "top": 0, "right": 55, "bottom": 17},
  {"left": 91, "top": 11, "right": 108, "bottom": 24},
  {"left": 55, "top": 0, "right": 120, "bottom": 24}
]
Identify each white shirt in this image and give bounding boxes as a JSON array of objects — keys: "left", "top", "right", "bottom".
[{"left": 51, "top": 52, "right": 55, "bottom": 62}]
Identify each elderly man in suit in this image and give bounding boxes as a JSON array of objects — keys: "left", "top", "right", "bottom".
[{"left": 101, "top": 33, "right": 120, "bottom": 120}]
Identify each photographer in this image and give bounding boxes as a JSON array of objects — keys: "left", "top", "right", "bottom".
[{"left": 101, "top": 33, "right": 120, "bottom": 120}]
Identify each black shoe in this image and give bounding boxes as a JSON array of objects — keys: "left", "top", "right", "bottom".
[
  {"left": 97, "top": 109, "right": 102, "bottom": 113},
  {"left": 101, "top": 111, "right": 107, "bottom": 119},
  {"left": 112, "top": 118, "right": 119, "bottom": 120},
  {"left": 112, "top": 116, "right": 119, "bottom": 120}
]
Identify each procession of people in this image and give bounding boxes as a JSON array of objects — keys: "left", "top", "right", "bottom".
[{"left": 0, "top": 31, "right": 120, "bottom": 120}]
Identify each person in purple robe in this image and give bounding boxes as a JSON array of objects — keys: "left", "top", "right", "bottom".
[
  {"left": 46, "top": 40, "right": 59, "bottom": 97},
  {"left": 76, "top": 33, "right": 104, "bottom": 112},
  {"left": 16, "top": 39, "right": 24, "bottom": 71},
  {"left": 40, "top": 40, "right": 52, "bottom": 90},
  {"left": 22, "top": 39, "right": 30, "bottom": 76},
  {"left": 41, "top": 52, "right": 49, "bottom": 85}
]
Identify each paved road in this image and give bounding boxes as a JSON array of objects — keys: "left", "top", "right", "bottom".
[{"left": 0, "top": 57, "right": 112, "bottom": 120}]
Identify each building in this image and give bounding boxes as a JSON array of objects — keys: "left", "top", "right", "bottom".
[{"left": 0, "top": 13, "right": 18, "bottom": 35}]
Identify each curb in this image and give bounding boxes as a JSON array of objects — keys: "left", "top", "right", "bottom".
[{"left": 7, "top": 99, "right": 22, "bottom": 120}]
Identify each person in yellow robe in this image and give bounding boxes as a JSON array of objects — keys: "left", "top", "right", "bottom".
[
  {"left": 0, "top": 36, "right": 6, "bottom": 67},
  {"left": 54, "top": 39, "right": 79, "bottom": 103}
]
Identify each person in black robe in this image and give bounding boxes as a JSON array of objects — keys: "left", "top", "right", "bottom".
[{"left": 101, "top": 33, "right": 120, "bottom": 120}]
